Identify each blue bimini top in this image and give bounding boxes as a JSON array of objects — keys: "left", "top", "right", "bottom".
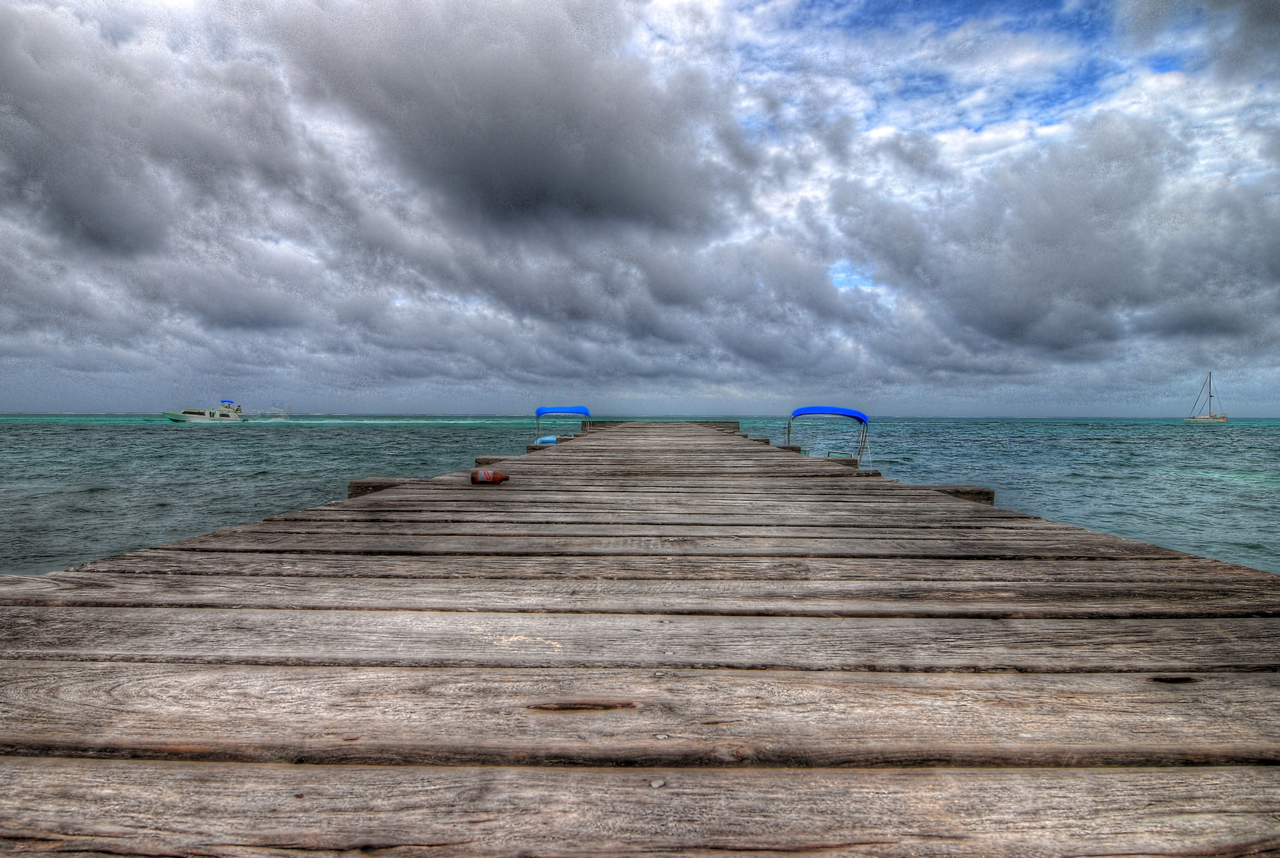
[
  {"left": 789, "top": 406, "right": 868, "bottom": 424},
  {"left": 535, "top": 406, "right": 590, "bottom": 419},
  {"left": 535, "top": 406, "right": 590, "bottom": 437},
  {"left": 786, "top": 406, "right": 871, "bottom": 461}
]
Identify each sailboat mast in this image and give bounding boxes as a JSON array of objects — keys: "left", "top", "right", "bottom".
[{"left": 1185, "top": 372, "right": 1226, "bottom": 422}]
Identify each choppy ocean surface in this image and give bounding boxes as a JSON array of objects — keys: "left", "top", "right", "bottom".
[{"left": 1, "top": 414, "right": 1276, "bottom": 576}]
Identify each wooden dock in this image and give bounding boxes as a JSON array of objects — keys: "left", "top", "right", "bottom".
[{"left": 2, "top": 421, "right": 1279, "bottom": 855}]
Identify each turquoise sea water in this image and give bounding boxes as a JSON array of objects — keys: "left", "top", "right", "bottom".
[{"left": 1, "top": 414, "right": 1276, "bottom": 576}]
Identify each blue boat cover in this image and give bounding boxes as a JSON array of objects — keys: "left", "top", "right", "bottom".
[
  {"left": 535, "top": 436, "right": 557, "bottom": 445},
  {"left": 535, "top": 406, "right": 590, "bottom": 419},
  {"left": 790, "top": 406, "right": 868, "bottom": 424}
]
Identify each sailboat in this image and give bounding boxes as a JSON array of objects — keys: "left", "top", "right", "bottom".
[{"left": 1185, "top": 373, "right": 1227, "bottom": 423}]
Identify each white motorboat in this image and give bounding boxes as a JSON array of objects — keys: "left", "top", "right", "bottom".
[
  {"left": 163, "top": 400, "right": 246, "bottom": 423},
  {"left": 1185, "top": 373, "right": 1227, "bottom": 423},
  {"left": 266, "top": 400, "right": 292, "bottom": 420}
]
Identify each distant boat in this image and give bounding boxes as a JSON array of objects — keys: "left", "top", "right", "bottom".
[
  {"left": 163, "top": 400, "right": 246, "bottom": 423},
  {"left": 266, "top": 400, "right": 292, "bottom": 420},
  {"left": 1185, "top": 373, "right": 1227, "bottom": 423}
]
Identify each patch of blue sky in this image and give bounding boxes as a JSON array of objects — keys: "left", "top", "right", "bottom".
[
  {"left": 830, "top": 260, "right": 897, "bottom": 308},
  {"left": 859, "top": 53, "right": 1121, "bottom": 134},
  {"left": 731, "top": 3, "right": 1149, "bottom": 140},
  {"left": 856, "top": 85, "right": 965, "bottom": 137},
  {"left": 1145, "top": 54, "right": 1184, "bottom": 74},
  {"left": 975, "top": 55, "right": 1123, "bottom": 128},
  {"left": 775, "top": 0, "right": 1112, "bottom": 42},
  {"left": 830, "top": 260, "right": 873, "bottom": 289},
  {"left": 733, "top": 34, "right": 805, "bottom": 73},
  {"left": 895, "top": 71, "right": 952, "bottom": 102},
  {"left": 733, "top": 85, "right": 856, "bottom": 145},
  {"left": 736, "top": 110, "right": 782, "bottom": 146},
  {"left": 1144, "top": 51, "right": 1209, "bottom": 75},
  {"left": 998, "top": 0, "right": 1111, "bottom": 42},
  {"left": 856, "top": 63, "right": 1108, "bottom": 136}
]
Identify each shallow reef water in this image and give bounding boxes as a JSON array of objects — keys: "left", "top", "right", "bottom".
[{"left": 1, "top": 414, "right": 1276, "bottom": 575}]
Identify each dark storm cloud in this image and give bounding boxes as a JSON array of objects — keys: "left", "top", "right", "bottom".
[
  {"left": 831, "top": 109, "right": 1280, "bottom": 371},
  {"left": 270, "top": 0, "right": 740, "bottom": 229},
  {"left": 1122, "top": 0, "right": 1280, "bottom": 79},
  {"left": 932, "top": 112, "right": 1181, "bottom": 351},
  {"left": 0, "top": 5, "right": 168, "bottom": 252},
  {"left": 0, "top": 4, "right": 301, "bottom": 255},
  {"left": 1, "top": 0, "right": 1278, "bottom": 414},
  {"left": 870, "top": 132, "right": 951, "bottom": 179}
]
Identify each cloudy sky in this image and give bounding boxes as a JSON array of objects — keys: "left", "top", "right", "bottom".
[{"left": 1, "top": 0, "right": 1277, "bottom": 416}]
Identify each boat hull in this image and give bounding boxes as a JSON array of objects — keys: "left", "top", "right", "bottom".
[{"left": 163, "top": 411, "right": 245, "bottom": 423}]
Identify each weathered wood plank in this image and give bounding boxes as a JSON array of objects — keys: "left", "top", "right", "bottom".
[
  {"left": 464, "top": 465, "right": 884, "bottom": 475},
  {"left": 368, "top": 480, "right": 917, "bottom": 497},
  {"left": 69, "top": 550, "right": 1267, "bottom": 582},
  {"left": 163, "top": 531, "right": 1185, "bottom": 559},
  {"left": 2, "top": 758, "right": 1278, "bottom": 857},
  {"left": 271, "top": 507, "right": 1041, "bottom": 524},
  {"left": 341, "top": 473, "right": 961, "bottom": 489},
  {"left": 2, "top": 663, "right": 1277, "bottom": 767},
  {"left": 339, "top": 492, "right": 991, "bottom": 510},
  {"left": 3, "top": 608, "right": 1277, "bottom": 672},
  {"left": 225, "top": 521, "right": 1085, "bottom": 538},
  {"left": 5, "top": 573, "right": 1279, "bottom": 617}
]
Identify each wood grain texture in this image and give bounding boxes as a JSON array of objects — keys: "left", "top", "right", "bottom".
[
  {"left": 68, "top": 549, "right": 1268, "bottom": 582},
  {"left": 267, "top": 506, "right": 1041, "bottom": 524},
  {"left": 4, "top": 607, "right": 1278, "bottom": 672},
  {"left": 2, "top": 758, "right": 1279, "bottom": 857},
  {"left": 333, "top": 495, "right": 1011, "bottom": 513},
  {"left": 164, "top": 530, "right": 1184, "bottom": 560},
  {"left": 4, "top": 572, "right": 1280, "bottom": 617},
  {"left": 2, "top": 662, "right": 1277, "bottom": 767},
  {"left": 232, "top": 520, "right": 1079, "bottom": 536},
  {"left": 340, "top": 491, "right": 993, "bottom": 505}
]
